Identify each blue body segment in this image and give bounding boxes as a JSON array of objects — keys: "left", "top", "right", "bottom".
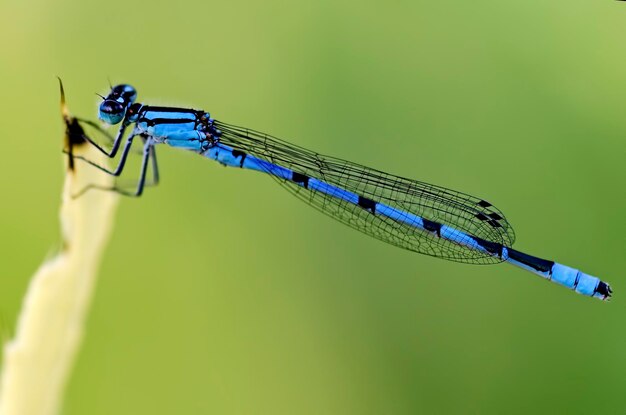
[
  {"left": 205, "top": 143, "right": 609, "bottom": 300},
  {"left": 503, "top": 251, "right": 604, "bottom": 299},
  {"left": 81, "top": 83, "right": 612, "bottom": 301}
]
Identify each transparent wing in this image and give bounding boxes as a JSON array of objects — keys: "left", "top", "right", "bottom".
[{"left": 215, "top": 121, "right": 516, "bottom": 264}]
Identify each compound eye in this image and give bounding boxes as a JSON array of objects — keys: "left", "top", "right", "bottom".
[
  {"left": 99, "top": 99, "right": 125, "bottom": 124},
  {"left": 111, "top": 84, "right": 137, "bottom": 104},
  {"left": 122, "top": 86, "right": 137, "bottom": 103}
]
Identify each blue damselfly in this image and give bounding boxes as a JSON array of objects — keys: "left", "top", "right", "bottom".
[{"left": 63, "top": 82, "right": 613, "bottom": 301}]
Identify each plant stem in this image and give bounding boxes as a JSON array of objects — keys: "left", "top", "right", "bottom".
[{"left": 0, "top": 82, "right": 119, "bottom": 415}]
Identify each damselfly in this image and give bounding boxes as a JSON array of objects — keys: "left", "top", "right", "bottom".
[{"left": 65, "top": 82, "right": 612, "bottom": 301}]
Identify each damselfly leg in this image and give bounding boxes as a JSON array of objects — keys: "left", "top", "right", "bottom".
[
  {"left": 69, "top": 132, "right": 139, "bottom": 177},
  {"left": 72, "top": 137, "right": 159, "bottom": 198},
  {"left": 74, "top": 117, "right": 143, "bottom": 156},
  {"left": 72, "top": 117, "right": 129, "bottom": 159},
  {"left": 63, "top": 112, "right": 160, "bottom": 197}
]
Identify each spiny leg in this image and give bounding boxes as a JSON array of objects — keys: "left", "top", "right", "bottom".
[
  {"left": 74, "top": 117, "right": 142, "bottom": 155},
  {"left": 75, "top": 117, "right": 129, "bottom": 158},
  {"left": 69, "top": 132, "right": 140, "bottom": 177},
  {"left": 149, "top": 143, "right": 160, "bottom": 185},
  {"left": 72, "top": 139, "right": 157, "bottom": 198},
  {"left": 106, "top": 140, "right": 160, "bottom": 191}
]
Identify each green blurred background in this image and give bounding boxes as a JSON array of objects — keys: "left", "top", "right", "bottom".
[{"left": 1, "top": 0, "right": 625, "bottom": 413}]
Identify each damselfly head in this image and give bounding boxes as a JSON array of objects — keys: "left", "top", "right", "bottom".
[{"left": 98, "top": 84, "right": 137, "bottom": 125}]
